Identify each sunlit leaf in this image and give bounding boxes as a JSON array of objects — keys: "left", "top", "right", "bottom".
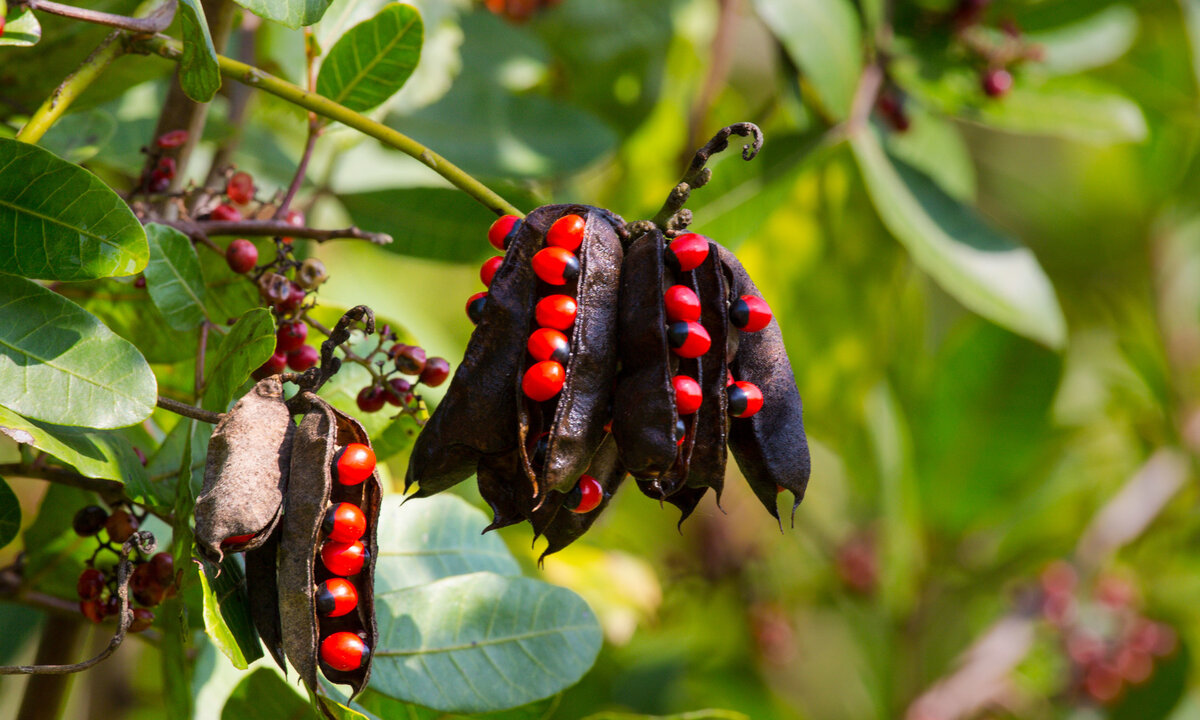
[
  {"left": 179, "top": 0, "right": 222, "bottom": 102},
  {"left": 221, "top": 668, "right": 309, "bottom": 720},
  {"left": 202, "top": 308, "right": 276, "bottom": 413},
  {"left": 0, "top": 404, "right": 148, "bottom": 485},
  {"left": 752, "top": 0, "right": 862, "bottom": 118},
  {"left": 198, "top": 557, "right": 264, "bottom": 670},
  {"left": 0, "top": 9, "right": 41, "bottom": 47},
  {"left": 233, "top": 0, "right": 333, "bottom": 29},
  {"left": 1028, "top": 5, "right": 1139, "bottom": 75},
  {"left": 145, "top": 223, "right": 209, "bottom": 331},
  {"left": 317, "top": 3, "right": 422, "bottom": 113}
]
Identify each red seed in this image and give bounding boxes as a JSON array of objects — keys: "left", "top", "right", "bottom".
[
  {"left": 335, "top": 443, "right": 376, "bottom": 485},
  {"left": 675, "top": 417, "right": 687, "bottom": 446},
  {"left": 287, "top": 345, "right": 319, "bottom": 372},
  {"left": 982, "top": 68, "right": 1013, "bottom": 98},
  {"left": 567, "top": 475, "right": 603, "bottom": 514},
  {"left": 535, "top": 295, "right": 577, "bottom": 330},
  {"left": 480, "top": 256, "right": 504, "bottom": 287},
  {"left": 316, "top": 578, "right": 359, "bottom": 618},
  {"left": 672, "top": 375, "right": 702, "bottom": 414},
  {"left": 667, "top": 321, "right": 711, "bottom": 358},
  {"left": 666, "top": 233, "right": 710, "bottom": 272},
  {"left": 355, "top": 385, "right": 387, "bottom": 413},
  {"left": 257, "top": 351, "right": 288, "bottom": 378},
  {"left": 323, "top": 502, "right": 367, "bottom": 543},
  {"left": 210, "top": 203, "right": 243, "bottom": 222},
  {"left": 385, "top": 377, "right": 413, "bottom": 406},
  {"left": 664, "top": 285, "right": 701, "bottom": 323},
  {"left": 729, "top": 295, "right": 772, "bottom": 332},
  {"left": 532, "top": 247, "right": 580, "bottom": 286},
  {"left": 156, "top": 156, "right": 177, "bottom": 178},
  {"left": 276, "top": 321, "right": 307, "bottom": 353},
  {"left": 156, "top": 129, "right": 189, "bottom": 148},
  {"left": 320, "top": 631, "right": 368, "bottom": 672},
  {"left": 419, "top": 357, "right": 450, "bottom": 387},
  {"left": 105, "top": 510, "right": 138, "bottom": 543},
  {"left": 487, "top": 214, "right": 521, "bottom": 250},
  {"left": 466, "top": 292, "right": 488, "bottom": 325},
  {"left": 275, "top": 283, "right": 307, "bottom": 315},
  {"left": 546, "top": 214, "right": 585, "bottom": 251},
  {"left": 280, "top": 209, "right": 304, "bottom": 244},
  {"left": 226, "top": 171, "right": 255, "bottom": 204},
  {"left": 527, "top": 328, "right": 570, "bottom": 364},
  {"left": 320, "top": 540, "right": 366, "bottom": 576},
  {"left": 393, "top": 345, "right": 426, "bottom": 376},
  {"left": 77, "top": 569, "right": 106, "bottom": 600},
  {"left": 225, "top": 239, "right": 258, "bottom": 274},
  {"left": 727, "top": 380, "right": 763, "bottom": 418},
  {"left": 222, "top": 532, "right": 257, "bottom": 546},
  {"left": 522, "top": 360, "right": 565, "bottom": 402},
  {"left": 149, "top": 552, "right": 175, "bottom": 586}
]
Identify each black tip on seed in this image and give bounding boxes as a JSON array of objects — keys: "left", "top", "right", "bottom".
[
  {"left": 321, "top": 507, "right": 335, "bottom": 536},
  {"left": 564, "top": 483, "right": 582, "bottom": 512},
  {"left": 467, "top": 296, "right": 487, "bottom": 324},
  {"left": 562, "top": 254, "right": 580, "bottom": 282},
  {"left": 503, "top": 219, "right": 523, "bottom": 250},
  {"left": 667, "top": 321, "right": 689, "bottom": 349},
  {"left": 729, "top": 297, "right": 750, "bottom": 329},
  {"left": 315, "top": 584, "right": 335, "bottom": 615},
  {"left": 550, "top": 345, "right": 570, "bottom": 364},
  {"left": 728, "top": 384, "right": 748, "bottom": 417},
  {"left": 664, "top": 247, "right": 681, "bottom": 274}
]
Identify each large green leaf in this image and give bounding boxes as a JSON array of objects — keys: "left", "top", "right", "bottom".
[
  {"left": 178, "top": 0, "right": 221, "bottom": 102},
  {"left": 371, "top": 572, "right": 602, "bottom": 713},
  {"left": 221, "top": 668, "right": 309, "bottom": 720},
  {"left": 0, "top": 9, "right": 40, "bottom": 47},
  {"left": 0, "top": 138, "right": 147, "bottom": 280},
  {"left": 144, "top": 223, "right": 209, "bottom": 331},
  {"left": 317, "top": 3, "right": 422, "bottom": 113},
  {"left": 375, "top": 494, "right": 520, "bottom": 594},
  {"left": 202, "top": 308, "right": 276, "bottom": 413},
  {"left": 234, "top": 0, "right": 333, "bottom": 29},
  {"left": 0, "top": 404, "right": 148, "bottom": 485},
  {"left": 39, "top": 109, "right": 118, "bottom": 164},
  {"left": 66, "top": 279, "right": 197, "bottom": 363},
  {"left": 752, "top": 0, "right": 862, "bottom": 119},
  {"left": 0, "top": 477, "right": 19, "bottom": 549},
  {"left": 128, "top": 417, "right": 210, "bottom": 510},
  {"left": 355, "top": 690, "right": 557, "bottom": 720},
  {"left": 0, "top": 276, "right": 157, "bottom": 428},
  {"left": 583, "top": 713, "right": 749, "bottom": 720},
  {"left": 850, "top": 129, "right": 1066, "bottom": 349},
  {"left": 1027, "top": 5, "right": 1138, "bottom": 75},
  {"left": 198, "top": 557, "right": 264, "bottom": 670}
]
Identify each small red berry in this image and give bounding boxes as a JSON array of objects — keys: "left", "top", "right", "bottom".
[
  {"left": 320, "top": 540, "right": 367, "bottom": 576},
  {"left": 666, "top": 233, "right": 710, "bottom": 273},
  {"left": 385, "top": 377, "right": 413, "bottom": 406},
  {"left": 466, "top": 292, "right": 488, "bottom": 325},
  {"left": 565, "top": 475, "right": 603, "bottom": 514},
  {"left": 222, "top": 532, "right": 257, "bottom": 547},
  {"left": 729, "top": 295, "right": 772, "bottom": 332},
  {"left": 280, "top": 209, "right": 304, "bottom": 244},
  {"left": 532, "top": 247, "right": 580, "bottom": 286},
  {"left": 527, "top": 328, "right": 570, "bottom": 364},
  {"left": 77, "top": 569, "right": 106, "bottom": 600},
  {"left": 355, "top": 386, "right": 386, "bottom": 413},
  {"left": 728, "top": 380, "right": 764, "bottom": 418},
  {"left": 275, "top": 321, "right": 307, "bottom": 353},
  {"left": 672, "top": 375, "right": 702, "bottom": 414},
  {"left": 210, "top": 203, "right": 243, "bottom": 222},
  {"left": 316, "top": 578, "right": 359, "bottom": 618},
  {"left": 226, "top": 171, "right": 255, "bottom": 204},
  {"left": 131, "top": 563, "right": 165, "bottom": 607},
  {"left": 320, "top": 631, "right": 369, "bottom": 672},
  {"left": 105, "top": 510, "right": 138, "bottom": 543},
  {"left": 133, "top": 276, "right": 147, "bottom": 289},
  {"left": 287, "top": 345, "right": 319, "bottom": 372},
  {"left": 80, "top": 599, "right": 106, "bottom": 624},
  {"left": 156, "top": 129, "right": 189, "bottom": 148},
  {"left": 255, "top": 351, "right": 288, "bottom": 379},
  {"left": 667, "top": 321, "right": 711, "bottom": 358},
  {"left": 522, "top": 360, "right": 565, "bottom": 402},
  {"left": 155, "top": 156, "right": 177, "bottom": 178},
  {"left": 664, "top": 285, "right": 701, "bottom": 322},
  {"left": 275, "top": 283, "right": 307, "bottom": 315},
  {"left": 149, "top": 552, "right": 175, "bottom": 586},
  {"left": 546, "top": 214, "right": 585, "bottom": 251},
  {"left": 225, "top": 239, "right": 258, "bottom": 274},
  {"left": 480, "top": 256, "right": 504, "bottom": 287},
  {"left": 487, "top": 214, "right": 521, "bottom": 250},
  {"left": 73, "top": 506, "right": 108, "bottom": 536},
  {"left": 335, "top": 443, "right": 376, "bottom": 485},
  {"left": 419, "top": 357, "right": 450, "bottom": 387},
  {"left": 323, "top": 502, "right": 367, "bottom": 543},
  {"left": 129, "top": 608, "right": 155, "bottom": 633},
  {"left": 393, "top": 344, "right": 427, "bottom": 376},
  {"left": 535, "top": 295, "right": 577, "bottom": 330},
  {"left": 982, "top": 68, "right": 1013, "bottom": 98},
  {"left": 148, "top": 170, "right": 171, "bottom": 193}
]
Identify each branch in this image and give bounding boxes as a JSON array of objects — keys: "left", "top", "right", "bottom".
[
  {"left": 0, "top": 464, "right": 124, "bottom": 503},
  {"left": 646, "top": 122, "right": 763, "bottom": 235},
  {"left": 157, "top": 395, "right": 222, "bottom": 424},
  {"left": 15, "top": 32, "right": 126, "bottom": 144},
  {"left": 131, "top": 34, "right": 524, "bottom": 218},
  {"left": 22, "top": 0, "right": 175, "bottom": 33},
  {"left": 164, "top": 218, "right": 392, "bottom": 245}
]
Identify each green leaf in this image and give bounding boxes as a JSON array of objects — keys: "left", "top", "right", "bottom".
[
  {"left": 850, "top": 128, "right": 1066, "bottom": 349},
  {"left": 144, "top": 223, "right": 209, "bottom": 331},
  {"left": 0, "top": 404, "right": 148, "bottom": 485},
  {"left": 1027, "top": 5, "right": 1139, "bottom": 75},
  {"left": 21, "top": 484, "right": 95, "bottom": 599},
  {"left": 221, "top": 668, "right": 309, "bottom": 720},
  {"left": 68, "top": 279, "right": 198, "bottom": 363},
  {"left": 0, "top": 477, "right": 19, "bottom": 549},
  {"left": 375, "top": 495, "right": 520, "bottom": 594},
  {"left": 751, "top": 0, "right": 861, "bottom": 118},
  {"left": 129, "top": 417, "right": 210, "bottom": 510},
  {"left": 202, "top": 308, "right": 276, "bottom": 413},
  {"left": 39, "top": 109, "right": 117, "bottom": 163},
  {"left": 1185, "top": 0, "right": 1200, "bottom": 89},
  {"left": 0, "top": 9, "right": 41, "bottom": 46},
  {"left": 178, "top": 0, "right": 222, "bottom": 102},
  {"left": 0, "top": 276, "right": 157, "bottom": 428},
  {"left": 371, "top": 572, "right": 602, "bottom": 713},
  {"left": 233, "top": 0, "right": 333, "bottom": 29},
  {"left": 355, "top": 690, "right": 557, "bottom": 720},
  {"left": 317, "top": 3, "right": 422, "bottom": 113},
  {"left": 198, "top": 557, "right": 264, "bottom": 670},
  {"left": 160, "top": 595, "right": 195, "bottom": 720},
  {"left": 582, "top": 713, "right": 750, "bottom": 720},
  {"left": 0, "top": 138, "right": 148, "bottom": 280}
]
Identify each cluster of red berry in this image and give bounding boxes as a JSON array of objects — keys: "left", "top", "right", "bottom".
[
  {"left": 952, "top": 0, "right": 1042, "bottom": 98},
  {"left": 141, "top": 130, "right": 188, "bottom": 193},
  {"left": 316, "top": 443, "right": 375, "bottom": 674},
  {"left": 354, "top": 341, "right": 450, "bottom": 414},
  {"left": 1040, "top": 561, "right": 1178, "bottom": 704},
  {"left": 482, "top": 0, "right": 561, "bottom": 23},
  {"left": 71, "top": 505, "right": 172, "bottom": 632}
]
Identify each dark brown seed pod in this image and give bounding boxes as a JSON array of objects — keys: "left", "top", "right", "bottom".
[
  {"left": 244, "top": 530, "right": 284, "bottom": 670},
  {"left": 194, "top": 376, "right": 294, "bottom": 563},
  {"left": 278, "top": 391, "right": 381, "bottom": 697},
  {"left": 714, "top": 244, "right": 810, "bottom": 521},
  {"left": 536, "top": 435, "right": 626, "bottom": 561},
  {"left": 682, "top": 242, "right": 732, "bottom": 499}
]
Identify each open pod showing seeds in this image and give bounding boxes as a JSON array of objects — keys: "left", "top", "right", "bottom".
[
  {"left": 275, "top": 391, "right": 382, "bottom": 697},
  {"left": 194, "top": 376, "right": 294, "bottom": 563}
]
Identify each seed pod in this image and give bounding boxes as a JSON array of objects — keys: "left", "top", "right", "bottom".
[
  {"left": 278, "top": 392, "right": 381, "bottom": 697},
  {"left": 535, "top": 435, "right": 626, "bottom": 561},
  {"left": 714, "top": 244, "right": 810, "bottom": 521},
  {"left": 681, "top": 241, "right": 732, "bottom": 499},
  {"left": 194, "top": 376, "right": 294, "bottom": 563},
  {"left": 245, "top": 530, "right": 285, "bottom": 670}
]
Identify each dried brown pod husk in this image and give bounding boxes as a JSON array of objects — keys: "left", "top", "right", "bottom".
[
  {"left": 194, "top": 376, "right": 294, "bottom": 563},
  {"left": 682, "top": 242, "right": 732, "bottom": 500},
  {"left": 537, "top": 435, "right": 627, "bottom": 561},
  {"left": 277, "top": 391, "right": 382, "bottom": 697}
]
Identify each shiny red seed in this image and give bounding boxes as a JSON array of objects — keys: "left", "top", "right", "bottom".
[
  {"left": 419, "top": 357, "right": 450, "bottom": 387},
  {"left": 522, "top": 360, "right": 565, "bottom": 402},
  {"left": 667, "top": 321, "right": 711, "bottom": 358},
  {"left": 78, "top": 568, "right": 106, "bottom": 600},
  {"left": 275, "top": 283, "right": 306, "bottom": 315},
  {"left": 567, "top": 475, "right": 603, "bottom": 514},
  {"left": 666, "top": 233, "right": 710, "bottom": 272},
  {"left": 210, "top": 203, "right": 242, "bottom": 222},
  {"left": 728, "top": 380, "right": 763, "bottom": 418},
  {"left": 276, "top": 321, "right": 307, "bottom": 353},
  {"left": 546, "top": 214, "right": 585, "bottom": 251},
  {"left": 488, "top": 214, "right": 521, "bottom": 250},
  {"left": 393, "top": 345, "right": 426, "bottom": 375},
  {"left": 280, "top": 209, "right": 304, "bottom": 244},
  {"left": 527, "top": 328, "right": 570, "bottom": 364},
  {"left": 336, "top": 443, "right": 376, "bottom": 485},
  {"left": 664, "top": 285, "right": 701, "bottom": 322},
  {"left": 480, "top": 256, "right": 504, "bottom": 287},
  {"left": 323, "top": 502, "right": 367, "bottom": 543},
  {"left": 320, "top": 631, "right": 368, "bottom": 672},
  {"left": 156, "top": 129, "right": 189, "bottom": 148},
  {"left": 729, "top": 295, "right": 772, "bottom": 332},
  {"left": 225, "top": 239, "right": 258, "bottom": 274},
  {"left": 532, "top": 247, "right": 580, "bottom": 286},
  {"left": 466, "top": 292, "right": 488, "bottom": 325},
  {"left": 672, "top": 375, "right": 702, "bottom": 414},
  {"left": 287, "top": 345, "right": 319, "bottom": 372},
  {"left": 226, "top": 171, "right": 255, "bottom": 204},
  {"left": 727, "top": 369, "right": 735, "bottom": 386},
  {"left": 316, "top": 578, "right": 359, "bottom": 618},
  {"left": 222, "top": 532, "right": 256, "bottom": 547},
  {"left": 535, "top": 295, "right": 577, "bottom": 330},
  {"left": 355, "top": 385, "right": 386, "bottom": 413},
  {"left": 321, "top": 540, "right": 366, "bottom": 576}
]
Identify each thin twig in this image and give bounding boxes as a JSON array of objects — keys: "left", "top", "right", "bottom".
[
  {"left": 278, "top": 120, "right": 320, "bottom": 215},
  {"left": 15, "top": 32, "right": 126, "bottom": 144},
  {"left": 684, "top": 0, "right": 741, "bottom": 162},
  {"left": 195, "top": 322, "right": 209, "bottom": 398},
  {"left": 156, "top": 396, "right": 222, "bottom": 425},
  {"left": 22, "top": 0, "right": 175, "bottom": 33},
  {"left": 164, "top": 218, "right": 392, "bottom": 245},
  {"left": 0, "top": 464, "right": 124, "bottom": 501}
]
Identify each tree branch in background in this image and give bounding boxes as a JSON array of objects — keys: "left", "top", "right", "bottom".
[
  {"left": 156, "top": 395, "right": 222, "bottom": 424},
  {"left": 165, "top": 218, "right": 393, "bottom": 245},
  {"left": 15, "top": 32, "right": 126, "bottom": 144},
  {"left": 20, "top": 0, "right": 175, "bottom": 32}
]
